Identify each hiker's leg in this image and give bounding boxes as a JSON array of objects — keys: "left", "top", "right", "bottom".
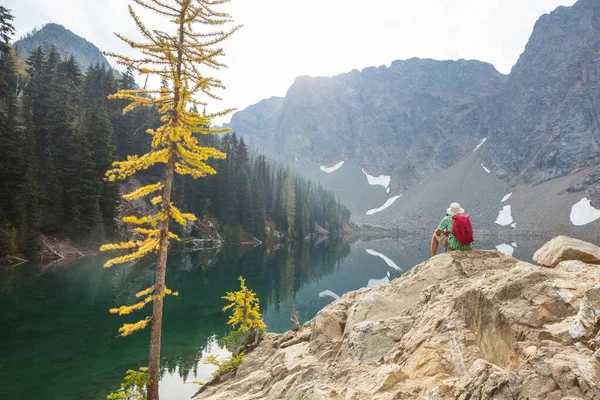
[
  {"left": 440, "top": 236, "right": 450, "bottom": 251},
  {"left": 431, "top": 233, "right": 439, "bottom": 256}
]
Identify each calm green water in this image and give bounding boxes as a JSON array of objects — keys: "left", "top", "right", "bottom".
[{"left": 0, "top": 236, "right": 542, "bottom": 400}]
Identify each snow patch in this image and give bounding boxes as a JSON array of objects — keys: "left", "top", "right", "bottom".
[
  {"left": 320, "top": 161, "right": 345, "bottom": 173},
  {"left": 365, "top": 249, "right": 402, "bottom": 271},
  {"left": 481, "top": 164, "right": 491, "bottom": 174},
  {"left": 473, "top": 137, "right": 487, "bottom": 153},
  {"left": 501, "top": 193, "right": 512, "bottom": 202},
  {"left": 511, "top": 242, "right": 517, "bottom": 248},
  {"left": 318, "top": 290, "right": 340, "bottom": 300},
  {"left": 366, "top": 195, "right": 402, "bottom": 215},
  {"left": 570, "top": 197, "right": 600, "bottom": 226},
  {"left": 495, "top": 205, "right": 513, "bottom": 226},
  {"left": 510, "top": 223, "right": 517, "bottom": 229},
  {"left": 361, "top": 168, "right": 391, "bottom": 191},
  {"left": 367, "top": 276, "right": 390, "bottom": 288},
  {"left": 496, "top": 244, "right": 514, "bottom": 256}
]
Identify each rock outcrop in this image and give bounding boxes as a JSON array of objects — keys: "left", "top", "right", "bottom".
[
  {"left": 534, "top": 235, "right": 600, "bottom": 268},
  {"left": 196, "top": 237, "right": 600, "bottom": 400}
]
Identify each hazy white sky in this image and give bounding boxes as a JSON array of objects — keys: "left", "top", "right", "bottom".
[{"left": 6, "top": 0, "right": 577, "bottom": 123}]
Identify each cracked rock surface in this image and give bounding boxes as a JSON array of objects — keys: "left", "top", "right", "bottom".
[{"left": 196, "top": 237, "right": 600, "bottom": 400}]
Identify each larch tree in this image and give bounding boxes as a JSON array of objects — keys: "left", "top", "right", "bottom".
[{"left": 99, "top": 1, "right": 239, "bottom": 398}]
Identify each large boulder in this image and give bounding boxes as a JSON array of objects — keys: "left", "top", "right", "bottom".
[
  {"left": 196, "top": 246, "right": 600, "bottom": 400},
  {"left": 533, "top": 235, "right": 600, "bottom": 267}
]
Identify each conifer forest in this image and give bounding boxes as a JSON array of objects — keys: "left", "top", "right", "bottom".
[{"left": 0, "top": 6, "right": 350, "bottom": 260}]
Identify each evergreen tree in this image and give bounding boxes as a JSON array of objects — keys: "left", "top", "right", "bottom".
[
  {"left": 84, "top": 104, "right": 117, "bottom": 230},
  {"left": 0, "top": 7, "right": 15, "bottom": 52},
  {"left": 19, "top": 136, "right": 40, "bottom": 258},
  {"left": 273, "top": 168, "right": 286, "bottom": 232},
  {"left": 99, "top": 1, "right": 240, "bottom": 398},
  {"left": 0, "top": 7, "right": 25, "bottom": 255},
  {"left": 90, "top": 199, "right": 106, "bottom": 244},
  {"left": 0, "top": 33, "right": 21, "bottom": 225},
  {"left": 283, "top": 174, "right": 295, "bottom": 234}
]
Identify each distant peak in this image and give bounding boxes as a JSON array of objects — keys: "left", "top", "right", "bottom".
[
  {"left": 14, "top": 22, "right": 112, "bottom": 71},
  {"left": 41, "top": 22, "right": 67, "bottom": 30}
]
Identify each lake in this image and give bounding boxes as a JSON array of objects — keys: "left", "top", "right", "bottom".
[{"left": 0, "top": 235, "right": 547, "bottom": 400}]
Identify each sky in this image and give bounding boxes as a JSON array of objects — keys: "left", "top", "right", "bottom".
[{"left": 6, "top": 0, "right": 578, "bottom": 123}]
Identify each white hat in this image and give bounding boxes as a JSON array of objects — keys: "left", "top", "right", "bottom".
[{"left": 447, "top": 202, "right": 465, "bottom": 215}]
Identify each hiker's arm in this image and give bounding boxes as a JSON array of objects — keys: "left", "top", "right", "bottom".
[{"left": 436, "top": 217, "right": 450, "bottom": 236}]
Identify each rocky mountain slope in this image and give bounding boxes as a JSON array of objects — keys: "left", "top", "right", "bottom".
[
  {"left": 230, "top": 58, "right": 506, "bottom": 193},
  {"left": 13, "top": 23, "right": 111, "bottom": 70},
  {"left": 481, "top": 0, "right": 600, "bottom": 187},
  {"left": 196, "top": 236, "right": 600, "bottom": 399},
  {"left": 228, "top": 0, "right": 600, "bottom": 233}
]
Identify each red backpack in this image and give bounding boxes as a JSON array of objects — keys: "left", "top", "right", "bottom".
[{"left": 451, "top": 214, "right": 473, "bottom": 245}]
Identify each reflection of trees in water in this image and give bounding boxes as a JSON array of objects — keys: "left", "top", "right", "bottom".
[
  {"left": 153, "top": 238, "right": 351, "bottom": 381},
  {"left": 172, "top": 247, "right": 222, "bottom": 273},
  {"left": 161, "top": 335, "right": 227, "bottom": 383},
  {"left": 252, "top": 238, "right": 351, "bottom": 315},
  {"left": 109, "top": 261, "right": 156, "bottom": 305},
  {"left": 0, "top": 265, "right": 19, "bottom": 296}
]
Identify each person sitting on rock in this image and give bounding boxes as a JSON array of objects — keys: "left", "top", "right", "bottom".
[{"left": 431, "top": 202, "right": 474, "bottom": 256}]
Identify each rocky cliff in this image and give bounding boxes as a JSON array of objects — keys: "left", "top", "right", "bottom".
[
  {"left": 196, "top": 236, "right": 600, "bottom": 399},
  {"left": 481, "top": 0, "right": 600, "bottom": 187},
  {"left": 13, "top": 23, "right": 111, "bottom": 70}
]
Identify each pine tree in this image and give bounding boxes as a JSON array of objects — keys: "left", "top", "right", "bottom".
[
  {"left": 99, "top": 1, "right": 240, "bottom": 398},
  {"left": 0, "top": 22, "right": 21, "bottom": 226},
  {"left": 236, "top": 137, "right": 253, "bottom": 234},
  {"left": 19, "top": 138, "right": 40, "bottom": 258},
  {"left": 294, "top": 181, "right": 305, "bottom": 239},
  {"left": 0, "top": 7, "right": 15, "bottom": 52},
  {"left": 90, "top": 199, "right": 106, "bottom": 244},
  {"left": 283, "top": 174, "right": 295, "bottom": 234},
  {"left": 0, "top": 7, "right": 27, "bottom": 256},
  {"left": 84, "top": 104, "right": 117, "bottom": 231}
]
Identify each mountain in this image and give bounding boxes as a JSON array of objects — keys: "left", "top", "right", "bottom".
[
  {"left": 13, "top": 23, "right": 111, "bottom": 70},
  {"left": 481, "top": 0, "right": 600, "bottom": 186},
  {"left": 228, "top": 0, "right": 600, "bottom": 236},
  {"left": 230, "top": 59, "right": 506, "bottom": 193}
]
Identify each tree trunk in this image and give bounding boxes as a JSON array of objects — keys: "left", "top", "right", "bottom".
[
  {"left": 147, "top": 151, "right": 175, "bottom": 400},
  {"left": 147, "top": 3, "right": 187, "bottom": 398}
]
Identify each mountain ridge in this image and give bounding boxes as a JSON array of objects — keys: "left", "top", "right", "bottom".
[
  {"left": 229, "top": 57, "right": 506, "bottom": 193},
  {"left": 13, "top": 23, "right": 112, "bottom": 70}
]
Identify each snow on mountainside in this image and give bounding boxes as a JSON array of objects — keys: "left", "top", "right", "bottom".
[
  {"left": 229, "top": 0, "right": 600, "bottom": 237},
  {"left": 320, "top": 161, "right": 345, "bottom": 173}
]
